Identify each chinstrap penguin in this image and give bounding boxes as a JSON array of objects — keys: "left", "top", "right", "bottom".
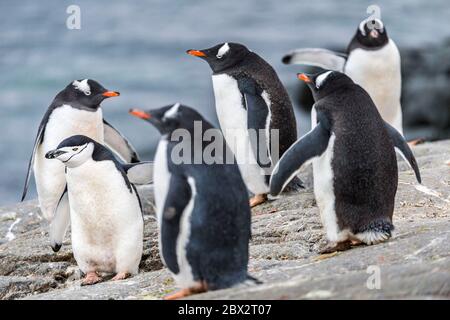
[
  {"left": 282, "top": 18, "right": 404, "bottom": 135},
  {"left": 21, "top": 79, "right": 140, "bottom": 223},
  {"left": 45, "top": 135, "right": 149, "bottom": 285},
  {"left": 130, "top": 104, "right": 257, "bottom": 299},
  {"left": 187, "top": 42, "right": 302, "bottom": 207},
  {"left": 270, "top": 71, "right": 421, "bottom": 253}
]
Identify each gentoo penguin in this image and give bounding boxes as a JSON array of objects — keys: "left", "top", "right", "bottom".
[
  {"left": 21, "top": 79, "right": 140, "bottom": 222},
  {"left": 130, "top": 104, "right": 256, "bottom": 299},
  {"left": 282, "top": 18, "right": 404, "bottom": 134},
  {"left": 270, "top": 71, "right": 421, "bottom": 253},
  {"left": 186, "top": 42, "right": 301, "bottom": 207},
  {"left": 45, "top": 135, "right": 149, "bottom": 285}
]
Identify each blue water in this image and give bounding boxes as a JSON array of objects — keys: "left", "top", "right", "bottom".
[{"left": 1, "top": 0, "right": 450, "bottom": 205}]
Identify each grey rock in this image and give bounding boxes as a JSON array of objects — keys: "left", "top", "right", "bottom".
[{"left": 0, "top": 140, "right": 449, "bottom": 300}]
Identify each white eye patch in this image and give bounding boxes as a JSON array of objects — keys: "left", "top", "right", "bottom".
[
  {"left": 315, "top": 71, "right": 332, "bottom": 89},
  {"left": 216, "top": 43, "right": 230, "bottom": 59},
  {"left": 163, "top": 102, "right": 181, "bottom": 119},
  {"left": 72, "top": 79, "right": 91, "bottom": 96}
]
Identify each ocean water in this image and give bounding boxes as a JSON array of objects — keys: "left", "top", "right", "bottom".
[{"left": 1, "top": 0, "right": 450, "bottom": 206}]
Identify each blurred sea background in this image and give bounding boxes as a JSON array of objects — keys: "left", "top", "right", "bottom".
[{"left": 1, "top": 0, "right": 450, "bottom": 206}]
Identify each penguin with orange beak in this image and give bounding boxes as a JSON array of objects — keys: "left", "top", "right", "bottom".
[
  {"left": 21, "top": 79, "right": 140, "bottom": 249},
  {"left": 270, "top": 70, "right": 421, "bottom": 253},
  {"left": 130, "top": 104, "right": 256, "bottom": 299},
  {"left": 187, "top": 42, "right": 301, "bottom": 208}
]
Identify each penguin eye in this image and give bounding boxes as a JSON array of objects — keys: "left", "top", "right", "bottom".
[
  {"left": 72, "top": 148, "right": 79, "bottom": 151},
  {"left": 84, "top": 91, "right": 91, "bottom": 96}
]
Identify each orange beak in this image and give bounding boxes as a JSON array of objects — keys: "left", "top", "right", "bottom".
[
  {"left": 186, "top": 49, "right": 206, "bottom": 57},
  {"left": 297, "top": 73, "right": 311, "bottom": 83},
  {"left": 129, "top": 108, "right": 151, "bottom": 120},
  {"left": 102, "top": 91, "right": 120, "bottom": 97}
]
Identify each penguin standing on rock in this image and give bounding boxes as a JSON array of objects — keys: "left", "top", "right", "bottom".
[
  {"left": 270, "top": 71, "right": 421, "bottom": 253},
  {"left": 187, "top": 42, "right": 302, "bottom": 207},
  {"left": 21, "top": 79, "right": 140, "bottom": 222},
  {"left": 45, "top": 135, "right": 150, "bottom": 285},
  {"left": 283, "top": 18, "right": 405, "bottom": 135},
  {"left": 130, "top": 104, "right": 256, "bottom": 299}
]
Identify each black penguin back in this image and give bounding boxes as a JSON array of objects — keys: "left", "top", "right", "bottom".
[
  {"left": 165, "top": 118, "right": 251, "bottom": 289},
  {"left": 319, "top": 84, "right": 398, "bottom": 233}
]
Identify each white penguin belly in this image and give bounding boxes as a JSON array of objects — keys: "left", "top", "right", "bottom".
[
  {"left": 34, "top": 106, "right": 104, "bottom": 220},
  {"left": 212, "top": 74, "right": 268, "bottom": 195},
  {"left": 345, "top": 40, "right": 403, "bottom": 133},
  {"left": 312, "top": 134, "right": 347, "bottom": 242},
  {"left": 154, "top": 139, "right": 172, "bottom": 269},
  {"left": 66, "top": 159, "right": 143, "bottom": 275}
]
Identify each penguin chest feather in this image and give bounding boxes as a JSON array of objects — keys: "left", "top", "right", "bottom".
[
  {"left": 312, "top": 134, "right": 346, "bottom": 242},
  {"left": 66, "top": 160, "right": 143, "bottom": 274},
  {"left": 212, "top": 74, "right": 268, "bottom": 194},
  {"left": 34, "top": 106, "right": 104, "bottom": 220},
  {"left": 345, "top": 40, "right": 402, "bottom": 132}
]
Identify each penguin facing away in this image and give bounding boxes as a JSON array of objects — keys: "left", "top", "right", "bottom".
[
  {"left": 45, "top": 135, "right": 149, "bottom": 285},
  {"left": 270, "top": 71, "right": 421, "bottom": 253},
  {"left": 187, "top": 42, "right": 302, "bottom": 207},
  {"left": 130, "top": 104, "right": 256, "bottom": 299},
  {"left": 282, "top": 18, "right": 404, "bottom": 134},
  {"left": 21, "top": 79, "right": 140, "bottom": 222}
]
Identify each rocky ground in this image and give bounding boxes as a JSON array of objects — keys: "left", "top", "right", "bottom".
[{"left": 0, "top": 140, "right": 449, "bottom": 300}]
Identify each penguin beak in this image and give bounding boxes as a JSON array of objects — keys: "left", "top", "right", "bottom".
[
  {"left": 45, "top": 149, "right": 67, "bottom": 159},
  {"left": 102, "top": 91, "right": 120, "bottom": 98},
  {"left": 369, "top": 29, "right": 379, "bottom": 38},
  {"left": 129, "top": 109, "right": 151, "bottom": 120},
  {"left": 186, "top": 49, "right": 206, "bottom": 58},
  {"left": 297, "top": 73, "right": 312, "bottom": 83}
]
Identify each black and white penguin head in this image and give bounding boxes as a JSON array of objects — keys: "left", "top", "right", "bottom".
[
  {"left": 129, "top": 103, "right": 204, "bottom": 134},
  {"left": 186, "top": 42, "right": 250, "bottom": 73},
  {"left": 298, "top": 70, "right": 354, "bottom": 100},
  {"left": 45, "top": 135, "right": 96, "bottom": 168},
  {"left": 56, "top": 79, "right": 120, "bottom": 109},
  {"left": 349, "top": 18, "right": 388, "bottom": 50}
]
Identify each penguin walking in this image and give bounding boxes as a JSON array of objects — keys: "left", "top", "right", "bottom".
[
  {"left": 283, "top": 18, "right": 404, "bottom": 134},
  {"left": 270, "top": 71, "right": 421, "bottom": 253},
  {"left": 187, "top": 43, "right": 301, "bottom": 207},
  {"left": 130, "top": 104, "right": 256, "bottom": 299},
  {"left": 45, "top": 135, "right": 148, "bottom": 285},
  {"left": 21, "top": 79, "right": 140, "bottom": 222}
]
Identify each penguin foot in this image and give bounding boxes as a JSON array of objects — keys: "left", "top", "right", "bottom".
[
  {"left": 408, "top": 138, "right": 425, "bottom": 147},
  {"left": 250, "top": 194, "right": 268, "bottom": 208},
  {"left": 111, "top": 272, "right": 130, "bottom": 281},
  {"left": 319, "top": 240, "right": 352, "bottom": 254},
  {"left": 283, "top": 176, "right": 304, "bottom": 192},
  {"left": 164, "top": 282, "right": 208, "bottom": 300},
  {"left": 81, "top": 272, "right": 102, "bottom": 286}
]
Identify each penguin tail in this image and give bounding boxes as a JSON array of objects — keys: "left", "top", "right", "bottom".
[
  {"left": 354, "top": 219, "right": 394, "bottom": 245},
  {"left": 282, "top": 176, "right": 304, "bottom": 192}
]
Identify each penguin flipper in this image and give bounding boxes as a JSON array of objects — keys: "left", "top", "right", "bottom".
[
  {"left": 49, "top": 187, "right": 70, "bottom": 252},
  {"left": 103, "top": 119, "right": 140, "bottom": 163},
  {"left": 384, "top": 122, "right": 422, "bottom": 183},
  {"left": 270, "top": 122, "right": 330, "bottom": 196},
  {"left": 238, "top": 78, "right": 271, "bottom": 170},
  {"left": 282, "top": 48, "right": 347, "bottom": 71},
  {"left": 121, "top": 161, "right": 154, "bottom": 185},
  {"left": 160, "top": 174, "right": 192, "bottom": 274},
  {"left": 21, "top": 119, "right": 46, "bottom": 201}
]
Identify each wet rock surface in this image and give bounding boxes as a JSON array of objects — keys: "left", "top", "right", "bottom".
[{"left": 0, "top": 141, "right": 449, "bottom": 300}]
